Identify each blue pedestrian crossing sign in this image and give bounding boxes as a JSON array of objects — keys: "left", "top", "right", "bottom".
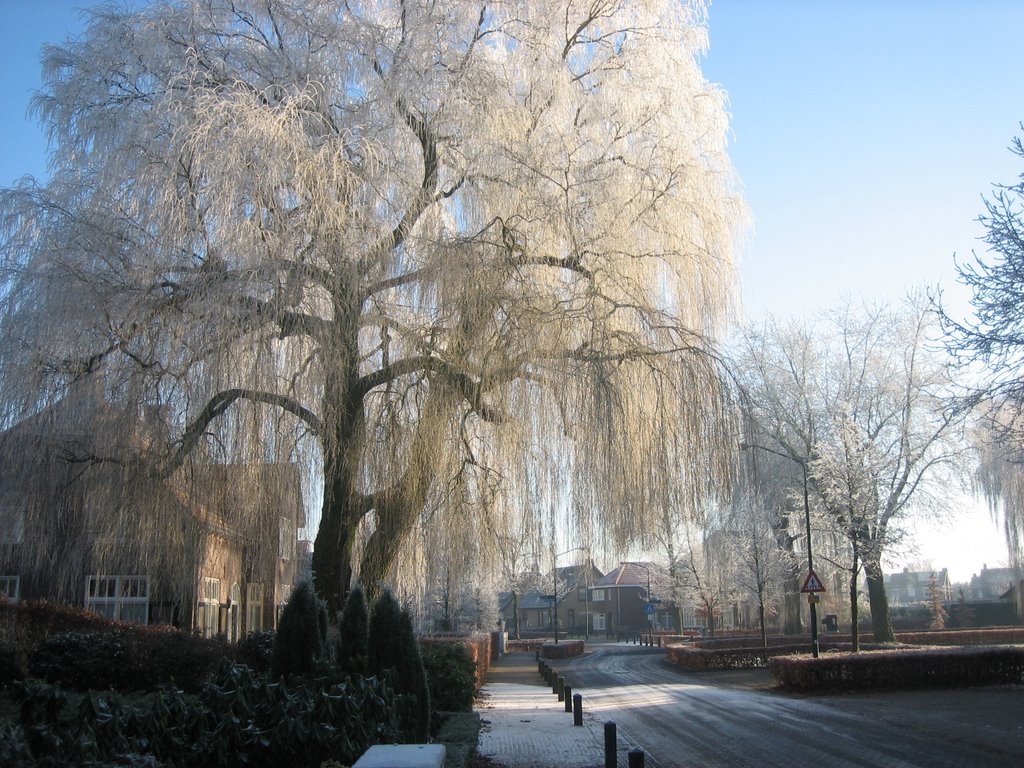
[
  {"left": 800, "top": 569, "right": 826, "bottom": 593},
  {"left": 645, "top": 603, "right": 656, "bottom": 615}
]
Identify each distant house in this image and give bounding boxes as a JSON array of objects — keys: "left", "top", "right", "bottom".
[
  {"left": 592, "top": 561, "right": 676, "bottom": 635},
  {"left": 967, "top": 564, "right": 1019, "bottom": 601},
  {"left": 884, "top": 568, "right": 952, "bottom": 607},
  {"left": 0, "top": 381, "right": 304, "bottom": 638},
  {"left": 553, "top": 562, "right": 604, "bottom": 636},
  {"left": 498, "top": 591, "right": 555, "bottom": 634}
]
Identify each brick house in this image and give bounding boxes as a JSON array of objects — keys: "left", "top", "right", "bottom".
[
  {"left": 0, "top": 382, "right": 303, "bottom": 638},
  {"left": 591, "top": 561, "right": 676, "bottom": 635}
]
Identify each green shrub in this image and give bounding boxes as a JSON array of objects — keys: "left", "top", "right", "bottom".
[
  {"left": 769, "top": 646, "right": 1024, "bottom": 691},
  {"left": 13, "top": 660, "right": 399, "bottom": 768},
  {"left": 271, "top": 581, "right": 328, "bottom": 679},
  {"left": 28, "top": 630, "right": 132, "bottom": 690},
  {"left": 130, "top": 627, "right": 230, "bottom": 692},
  {"left": 26, "top": 626, "right": 229, "bottom": 693},
  {"left": 337, "top": 585, "right": 369, "bottom": 678},
  {"left": 237, "top": 629, "right": 276, "bottom": 674},
  {"left": 421, "top": 641, "right": 476, "bottom": 713},
  {"left": 369, "top": 590, "right": 431, "bottom": 742}
]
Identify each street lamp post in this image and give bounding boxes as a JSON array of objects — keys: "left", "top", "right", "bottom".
[
  {"left": 553, "top": 546, "right": 590, "bottom": 644},
  {"left": 741, "top": 442, "right": 820, "bottom": 659}
]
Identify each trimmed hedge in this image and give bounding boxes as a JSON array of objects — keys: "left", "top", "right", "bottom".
[
  {"left": 12, "top": 659, "right": 399, "bottom": 767},
  {"left": 666, "top": 642, "right": 894, "bottom": 671},
  {"left": 769, "top": 646, "right": 1024, "bottom": 691},
  {"left": 421, "top": 641, "right": 477, "bottom": 712},
  {"left": 27, "top": 625, "right": 231, "bottom": 692},
  {"left": 541, "top": 639, "right": 584, "bottom": 659},
  {"left": 1, "top": 599, "right": 233, "bottom": 690}
]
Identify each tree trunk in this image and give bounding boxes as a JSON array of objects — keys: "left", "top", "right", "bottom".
[
  {"left": 783, "top": 571, "right": 803, "bottom": 635},
  {"left": 849, "top": 545, "right": 860, "bottom": 653},
  {"left": 864, "top": 560, "right": 895, "bottom": 642},
  {"left": 757, "top": 586, "right": 768, "bottom": 650}
]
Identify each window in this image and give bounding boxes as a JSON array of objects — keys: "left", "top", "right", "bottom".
[
  {"left": 591, "top": 589, "right": 605, "bottom": 602},
  {"left": 246, "top": 583, "right": 264, "bottom": 632},
  {"left": 593, "top": 613, "right": 606, "bottom": 631},
  {"left": 578, "top": 587, "right": 587, "bottom": 601},
  {"left": 0, "top": 575, "right": 20, "bottom": 602},
  {"left": 197, "top": 577, "right": 221, "bottom": 638},
  {"left": 279, "top": 517, "right": 294, "bottom": 561},
  {"left": 85, "top": 575, "right": 149, "bottom": 624}
]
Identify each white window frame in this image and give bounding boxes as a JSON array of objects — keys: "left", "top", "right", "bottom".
[
  {"left": 246, "top": 582, "right": 264, "bottom": 632},
  {"left": 0, "top": 575, "right": 20, "bottom": 602},
  {"left": 85, "top": 575, "right": 149, "bottom": 624},
  {"left": 593, "top": 613, "right": 606, "bottom": 631},
  {"left": 591, "top": 589, "right": 605, "bottom": 602},
  {"left": 198, "top": 577, "right": 221, "bottom": 638}
]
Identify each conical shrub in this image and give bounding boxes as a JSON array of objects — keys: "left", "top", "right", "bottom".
[
  {"left": 337, "top": 584, "right": 369, "bottom": 677},
  {"left": 270, "top": 580, "right": 327, "bottom": 679},
  {"left": 368, "top": 589, "right": 431, "bottom": 742}
]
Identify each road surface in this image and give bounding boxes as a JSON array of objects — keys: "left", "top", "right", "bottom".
[{"left": 560, "top": 643, "right": 1023, "bottom": 767}]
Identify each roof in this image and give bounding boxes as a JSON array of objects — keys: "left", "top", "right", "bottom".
[
  {"left": 884, "top": 568, "right": 950, "bottom": 590},
  {"left": 595, "top": 561, "right": 661, "bottom": 589}
]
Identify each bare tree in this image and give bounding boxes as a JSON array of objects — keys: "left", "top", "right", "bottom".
[
  {"left": 730, "top": 495, "right": 785, "bottom": 649},
  {"left": 678, "top": 520, "right": 735, "bottom": 637},
  {"left": 733, "top": 297, "right": 966, "bottom": 643},
  {"left": 0, "top": 1, "right": 745, "bottom": 613}
]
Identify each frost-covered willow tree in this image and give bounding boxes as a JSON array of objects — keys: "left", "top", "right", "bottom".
[
  {"left": 733, "top": 298, "right": 966, "bottom": 643},
  {"left": 0, "top": 0, "right": 744, "bottom": 614}
]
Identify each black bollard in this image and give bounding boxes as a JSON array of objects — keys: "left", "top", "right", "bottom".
[
  {"left": 564, "top": 684, "right": 573, "bottom": 712},
  {"left": 628, "top": 748, "right": 645, "bottom": 768},
  {"left": 551, "top": 672, "right": 559, "bottom": 695},
  {"left": 604, "top": 721, "right": 617, "bottom": 768},
  {"left": 557, "top": 676, "right": 565, "bottom": 701},
  {"left": 573, "top": 694, "right": 583, "bottom": 726}
]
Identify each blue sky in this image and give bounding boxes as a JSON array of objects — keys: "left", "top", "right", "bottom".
[{"left": 1, "top": 0, "right": 1018, "bottom": 580}]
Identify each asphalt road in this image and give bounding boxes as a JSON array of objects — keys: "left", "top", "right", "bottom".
[{"left": 560, "top": 643, "right": 1023, "bottom": 768}]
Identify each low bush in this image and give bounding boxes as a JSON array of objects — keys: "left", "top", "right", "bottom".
[
  {"left": 237, "top": 629, "right": 276, "bottom": 675},
  {"left": 27, "top": 626, "right": 229, "bottom": 693},
  {"left": 28, "top": 630, "right": 132, "bottom": 690},
  {"left": 667, "top": 642, "right": 900, "bottom": 671},
  {"left": 541, "top": 640, "right": 584, "bottom": 659},
  {"left": 421, "top": 641, "right": 477, "bottom": 713},
  {"left": 13, "top": 659, "right": 399, "bottom": 768},
  {"left": 435, "top": 711, "right": 480, "bottom": 768},
  {"left": 769, "top": 646, "right": 1024, "bottom": 691}
]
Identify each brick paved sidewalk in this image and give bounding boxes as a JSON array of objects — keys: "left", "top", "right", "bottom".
[{"left": 476, "top": 652, "right": 605, "bottom": 768}]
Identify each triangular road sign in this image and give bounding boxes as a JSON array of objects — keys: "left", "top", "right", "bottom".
[{"left": 800, "top": 568, "right": 826, "bottom": 593}]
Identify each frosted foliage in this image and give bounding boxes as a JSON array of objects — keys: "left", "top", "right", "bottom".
[
  {"left": 735, "top": 298, "right": 965, "bottom": 569},
  {"left": 0, "top": 0, "right": 744, "bottom": 609}
]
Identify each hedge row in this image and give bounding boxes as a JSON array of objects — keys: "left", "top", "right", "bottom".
[
  {"left": 541, "top": 639, "right": 584, "bottom": 659},
  {"left": 506, "top": 638, "right": 547, "bottom": 653},
  {"left": 693, "top": 627, "right": 1024, "bottom": 651},
  {"left": 1, "top": 600, "right": 231, "bottom": 692},
  {"left": 667, "top": 643, "right": 894, "bottom": 671},
  {"left": 769, "top": 646, "right": 1024, "bottom": 691},
  {"left": 423, "top": 632, "right": 495, "bottom": 691}
]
